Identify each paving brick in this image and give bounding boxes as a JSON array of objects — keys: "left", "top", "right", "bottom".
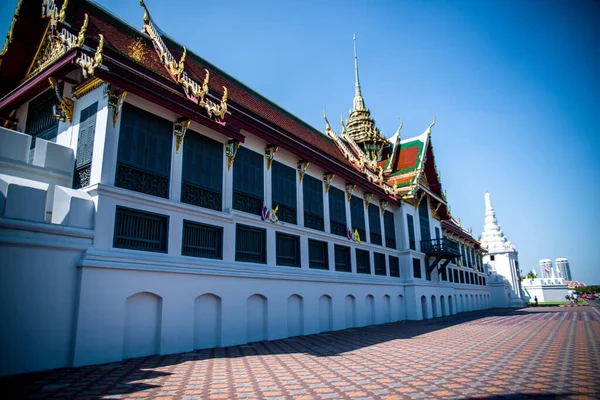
[{"left": 2, "top": 307, "right": 600, "bottom": 399}]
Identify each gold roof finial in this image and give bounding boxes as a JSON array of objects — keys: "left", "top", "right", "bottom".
[{"left": 352, "top": 34, "right": 365, "bottom": 112}]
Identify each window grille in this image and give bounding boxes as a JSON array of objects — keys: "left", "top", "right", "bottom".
[
  {"left": 116, "top": 103, "right": 172, "bottom": 198},
  {"left": 350, "top": 195, "right": 365, "bottom": 241},
  {"left": 303, "top": 174, "right": 324, "bottom": 231},
  {"left": 73, "top": 102, "right": 98, "bottom": 189},
  {"left": 182, "top": 220, "right": 222, "bottom": 259},
  {"left": 413, "top": 258, "right": 422, "bottom": 279},
  {"left": 235, "top": 224, "right": 266, "bottom": 263},
  {"left": 334, "top": 244, "right": 351, "bottom": 272},
  {"left": 309, "top": 239, "right": 328, "bottom": 270},
  {"left": 233, "top": 147, "right": 264, "bottom": 215},
  {"left": 389, "top": 256, "right": 400, "bottom": 277},
  {"left": 113, "top": 207, "right": 168, "bottom": 252},
  {"left": 356, "top": 249, "right": 370, "bottom": 274},
  {"left": 374, "top": 252, "right": 386, "bottom": 276},
  {"left": 383, "top": 210, "right": 396, "bottom": 249},
  {"left": 407, "top": 215, "right": 416, "bottom": 250},
  {"left": 25, "top": 89, "right": 60, "bottom": 160},
  {"left": 182, "top": 130, "right": 223, "bottom": 211},
  {"left": 272, "top": 161, "right": 297, "bottom": 224},
  {"left": 328, "top": 186, "right": 347, "bottom": 237},
  {"left": 276, "top": 232, "right": 300, "bottom": 267}
]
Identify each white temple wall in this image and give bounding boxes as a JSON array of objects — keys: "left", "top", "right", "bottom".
[
  {"left": 0, "top": 220, "right": 93, "bottom": 376},
  {"left": 73, "top": 265, "right": 406, "bottom": 368}
]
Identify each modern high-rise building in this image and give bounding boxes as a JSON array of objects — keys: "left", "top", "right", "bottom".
[
  {"left": 555, "top": 258, "right": 572, "bottom": 281},
  {"left": 539, "top": 259, "right": 553, "bottom": 278}
]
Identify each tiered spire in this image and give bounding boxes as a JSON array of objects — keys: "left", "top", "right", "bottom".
[
  {"left": 344, "top": 35, "right": 387, "bottom": 162},
  {"left": 480, "top": 192, "right": 516, "bottom": 252}
]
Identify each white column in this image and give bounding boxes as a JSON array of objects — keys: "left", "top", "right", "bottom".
[
  {"left": 323, "top": 186, "right": 331, "bottom": 233},
  {"left": 170, "top": 128, "right": 183, "bottom": 202},
  {"left": 96, "top": 93, "right": 118, "bottom": 186},
  {"left": 364, "top": 203, "right": 371, "bottom": 244},
  {"left": 223, "top": 146, "right": 233, "bottom": 213},
  {"left": 297, "top": 170, "right": 304, "bottom": 227}
]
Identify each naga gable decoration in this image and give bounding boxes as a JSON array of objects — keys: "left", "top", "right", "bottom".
[{"left": 140, "top": 1, "right": 228, "bottom": 121}]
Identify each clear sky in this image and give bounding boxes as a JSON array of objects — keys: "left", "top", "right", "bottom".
[{"left": 2, "top": 0, "right": 599, "bottom": 283}]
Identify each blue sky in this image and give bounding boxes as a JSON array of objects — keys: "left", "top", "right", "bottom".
[{"left": 2, "top": 0, "right": 599, "bottom": 283}]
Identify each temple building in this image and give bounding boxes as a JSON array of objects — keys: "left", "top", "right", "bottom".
[
  {"left": 555, "top": 258, "right": 572, "bottom": 281},
  {"left": 480, "top": 192, "right": 525, "bottom": 307},
  {"left": 0, "top": 0, "right": 492, "bottom": 376}
]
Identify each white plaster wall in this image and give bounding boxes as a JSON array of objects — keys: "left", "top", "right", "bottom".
[
  {"left": 73, "top": 265, "right": 406, "bottom": 367},
  {"left": 0, "top": 221, "right": 92, "bottom": 376}
]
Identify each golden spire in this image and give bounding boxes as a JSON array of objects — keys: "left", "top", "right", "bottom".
[
  {"left": 352, "top": 34, "right": 365, "bottom": 112},
  {"left": 345, "top": 35, "right": 387, "bottom": 162}
]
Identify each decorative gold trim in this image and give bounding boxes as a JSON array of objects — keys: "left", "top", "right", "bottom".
[
  {"left": 345, "top": 183, "right": 355, "bottom": 202},
  {"left": 49, "top": 77, "right": 74, "bottom": 124},
  {"left": 72, "top": 76, "right": 104, "bottom": 99},
  {"left": 297, "top": 160, "right": 310, "bottom": 183},
  {"left": 363, "top": 193, "right": 373, "bottom": 210},
  {"left": 58, "top": 0, "right": 69, "bottom": 23},
  {"left": 264, "top": 144, "right": 278, "bottom": 170},
  {"left": 225, "top": 140, "right": 240, "bottom": 171},
  {"left": 174, "top": 119, "right": 191, "bottom": 154},
  {"left": 76, "top": 34, "right": 104, "bottom": 78},
  {"left": 104, "top": 84, "right": 127, "bottom": 128},
  {"left": 0, "top": 0, "right": 22, "bottom": 59},
  {"left": 323, "top": 173, "right": 335, "bottom": 194},
  {"left": 77, "top": 14, "right": 88, "bottom": 47},
  {"left": 380, "top": 200, "right": 388, "bottom": 215},
  {"left": 140, "top": 1, "right": 228, "bottom": 121},
  {"left": 414, "top": 190, "right": 426, "bottom": 209}
]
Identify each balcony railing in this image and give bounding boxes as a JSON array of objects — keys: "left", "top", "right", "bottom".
[{"left": 420, "top": 238, "right": 460, "bottom": 256}]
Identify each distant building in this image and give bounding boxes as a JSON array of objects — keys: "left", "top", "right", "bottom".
[
  {"left": 480, "top": 193, "right": 525, "bottom": 307},
  {"left": 555, "top": 258, "right": 572, "bottom": 281},
  {"left": 539, "top": 259, "right": 553, "bottom": 278}
]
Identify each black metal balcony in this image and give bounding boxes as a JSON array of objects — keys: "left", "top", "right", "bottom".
[
  {"left": 421, "top": 238, "right": 461, "bottom": 280},
  {"left": 420, "top": 238, "right": 461, "bottom": 256}
]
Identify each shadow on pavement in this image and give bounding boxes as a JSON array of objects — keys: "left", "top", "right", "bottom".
[{"left": 0, "top": 307, "right": 582, "bottom": 399}]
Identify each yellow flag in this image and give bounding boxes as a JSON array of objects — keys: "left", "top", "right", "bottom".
[{"left": 354, "top": 228, "right": 361, "bottom": 243}]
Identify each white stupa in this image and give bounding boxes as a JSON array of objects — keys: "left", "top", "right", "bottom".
[{"left": 480, "top": 192, "right": 525, "bottom": 307}]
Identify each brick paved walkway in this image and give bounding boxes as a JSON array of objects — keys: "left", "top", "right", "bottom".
[{"left": 3, "top": 307, "right": 600, "bottom": 399}]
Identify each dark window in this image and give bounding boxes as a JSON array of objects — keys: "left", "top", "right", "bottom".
[
  {"left": 383, "top": 211, "right": 396, "bottom": 249},
  {"left": 453, "top": 269, "right": 459, "bottom": 283},
  {"left": 374, "top": 252, "right": 386, "bottom": 276},
  {"left": 356, "top": 249, "right": 370, "bottom": 274},
  {"left": 276, "top": 232, "right": 300, "bottom": 267},
  {"left": 467, "top": 247, "right": 472, "bottom": 268},
  {"left": 448, "top": 268, "right": 454, "bottom": 282},
  {"left": 116, "top": 103, "right": 172, "bottom": 198},
  {"left": 73, "top": 102, "right": 98, "bottom": 189},
  {"left": 490, "top": 255, "right": 495, "bottom": 261},
  {"left": 465, "top": 272, "right": 470, "bottom": 284},
  {"left": 368, "top": 205, "right": 382, "bottom": 245},
  {"left": 235, "top": 224, "right": 266, "bottom": 263},
  {"left": 441, "top": 267, "right": 447, "bottom": 281},
  {"left": 303, "top": 175, "right": 324, "bottom": 231},
  {"left": 389, "top": 256, "right": 400, "bottom": 277},
  {"left": 182, "top": 130, "right": 223, "bottom": 211},
  {"left": 350, "top": 196, "right": 366, "bottom": 242},
  {"left": 328, "top": 186, "right": 347, "bottom": 237},
  {"left": 407, "top": 215, "right": 416, "bottom": 250},
  {"left": 335, "top": 245, "right": 351, "bottom": 272},
  {"left": 470, "top": 272, "right": 475, "bottom": 285},
  {"left": 114, "top": 206, "right": 168, "bottom": 252},
  {"left": 435, "top": 227, "right": 440, "bottom": 240},
  {"left": 418, "top": 197, "right": 431, "bottom": 242},
  {"left": 460, "top": 270, "right": 465, "bottom": 283},
  {"left": 413, "top": 258, "right": 422, "bottom": 278},
  {"left": 182, "top": 220, "right": 222, "bottom": 259},
  {"left": 272, "top": 161, "right": 297, "bottom": 224},
  {"left": 233, "top": 147, "right": 264, "bottom": 215},
  {"left": 25, "top": 88, "right": 59, "bottom": 159},
  {"left": 309, "top": 239, "right": 328, "bottom": 270}
]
